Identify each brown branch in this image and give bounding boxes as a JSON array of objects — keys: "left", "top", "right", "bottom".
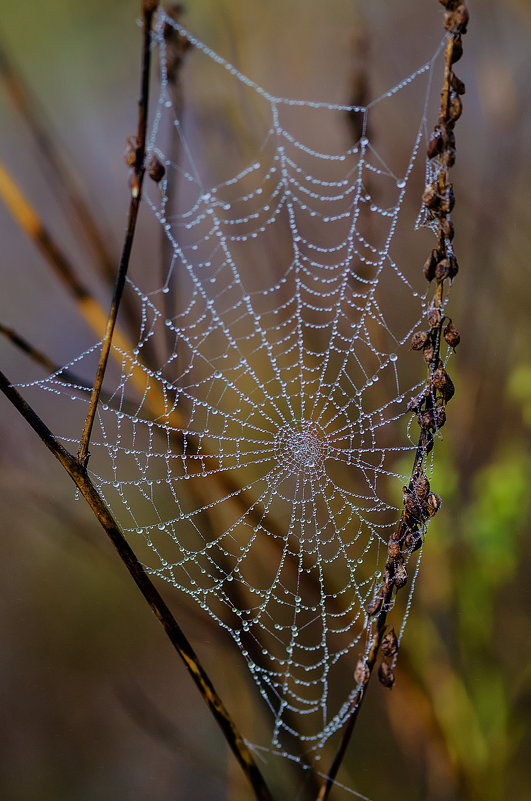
[
  {"left": 316, "top": 4, "right": 469, "bottom": 798},
  {"left": 77, "top": 2, "right": 157, "bottom": 466},
  {"left": 0, "top": 368, "right": 275, "bottom": 801}
]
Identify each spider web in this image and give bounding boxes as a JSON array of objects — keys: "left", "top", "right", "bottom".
[{"left": 22, "top": 11, "right": 452, "bottom": 767}]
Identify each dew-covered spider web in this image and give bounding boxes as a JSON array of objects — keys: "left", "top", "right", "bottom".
[{"left": 21, "top": 10, "right": 454, "bottom": 770}]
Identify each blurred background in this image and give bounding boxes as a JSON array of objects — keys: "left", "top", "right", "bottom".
[{"left": 0, "top": 1, "right": 530, "bottom": 800}]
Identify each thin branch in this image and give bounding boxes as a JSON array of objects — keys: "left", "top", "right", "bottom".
[
  {"left": 316, "top": 587, "right": 393, "bottom": 801},
  {"left": 0, "top": 368, "right": 275, "bottom": 801},
  {"left": 78, "top": 1, "right": 156, "bottom": 466}
]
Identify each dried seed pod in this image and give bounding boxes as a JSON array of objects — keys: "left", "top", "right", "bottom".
[
  {"left": 448, "top": 94, "right": 463, "bottom": 122},
  {"left": 454, "top": 4, "right": 470, "bottom": 32},
  {"left": 441, "top": 216, "right": 455, "bottom": 239},
  {"left": 393, "top": 561, "right": 408, "bottom": 589},
  {"left": 354, "top": 659, "right": 370, "bottom": 686},
  {"left": 435, "top": 257, "right": 451, "bottom": 282},
  {"left": 440, "top": 124, "right": 456, "bottom": 149},
  {"left": 404, "top": 529, "right": 423, "bottom": 551},
  {"left": 435, "top": 255, "right": 459, "bottom": 282},
  {"left": 444, "top": 321, "right": 461, "bottom": 349},
  {"left": 427, "top": 128, "right": 443, "bottom": 159},
  {"left": 451, "top": 73, "right": 466, "bottom": 95},
  {"left": 149, "top": 154, "right": 166, "bottom": 183},
  {"left": 403, "top": 487, "right": 421, "bottom": 516},
  {"left": 366, "top": 585, "right": 385, "bottom": 616},
  {"left": 388, "top": 539, "right": 401, "bottom": 559},
  {"left": 427, "top": 492, "right": 442, "bottom": 516},
  {"left": 444, "top": 148, "right": 457, "bottom": 169},
  {"left": 451, "top": 34, "right": 464, "bottom": 64},
  {"left": 381, "top": 627, "right": 398, "bottom": 657},
  {"left": 427, "top": 307, "right": 442, "bottom": 329},
  {"left": 422, "top": 183, "right": 440, "bottom": 209},
  {"left": 433, "top": 365, "right": 455, "bottom": 401},
  {"left": 124, "top": 135, "right": 138, "bottom": 168},
  {"left": 423, "top": 342, "right": 435, "bottom": 364},
  {"left": 423, "top": 249, "right": 439, "bottom": 281},
  {"left": 435, "top": 403, "right": 447, "bottom": 428},
  {"left": 378, "top": 661, "right": 395, "bottom": 688},
  {"left": 414, "top": 471, "right": 431, "bottom": 500},
  {"left": 440, "top": 186, "right": 455, "bottom": 214},
  {"left": 448, "top": 255, "right": 459, "bottom": 279},
  {"left": 411, "top": 330, "right": 429, "bottom": 350},
  {"left": 419, "top": 408, "right": 435, "bottom": 431}
]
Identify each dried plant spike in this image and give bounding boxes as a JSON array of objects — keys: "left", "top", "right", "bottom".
[
  {"left": 378, "top": 661, "right": 395, "bottom": 688},
  {"left": 381, "top": 627, "right": 398, "bottom": 657}
]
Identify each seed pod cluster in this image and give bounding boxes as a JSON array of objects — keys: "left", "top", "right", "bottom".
[{"left": 374, "top": 2, "right": 467, "bottom": 697}]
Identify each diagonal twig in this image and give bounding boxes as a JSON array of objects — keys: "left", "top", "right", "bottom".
[{"left": 0, "top": 368, "right": 275, "bottom": 801}]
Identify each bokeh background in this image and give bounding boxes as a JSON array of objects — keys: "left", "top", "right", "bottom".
[{"left": 1, "top": 1, "right": 530, "bottom": 800}]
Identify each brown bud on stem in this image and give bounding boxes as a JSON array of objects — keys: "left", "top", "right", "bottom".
[
  {"left": 381, "top": 627, "right": 398, "bottom": 657},
  {"left": 444, "top": 321, "right": 461, "bottom": 349},
  {"left": 427, "top": 492, "right": 442, "bottom": 516},
  {"left": 427, "top": 307, "right": 442, "bottom": 329},
  {"left": 378, "top": 661, "right": 395, "bottom": 688},
  {"left": 149, "top": 154, "right": 166, "bottom": 183},
  {"left": 411, "top": 331, "right": 429, "bottom": 350},
  {"left": 355, "top": 659, "right": 370, "bottom": 686},
  {"left": 433, "top": 365, "right": 455, "bottom": 401}
]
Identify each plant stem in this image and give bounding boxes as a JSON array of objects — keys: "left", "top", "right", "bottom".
[
  {"left": 0, "top": 369, "right": 275, "bottom": 801},
  {"left": 78, "top": 2, "right": 155, "bottom": 467}
]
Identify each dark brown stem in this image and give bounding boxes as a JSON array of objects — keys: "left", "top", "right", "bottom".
[
  {"left": 78, "top": 3, "right": 155, "bottom": 467},
  {"left": 0, "top": 369, "right": 275, "bottom": 801}
]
